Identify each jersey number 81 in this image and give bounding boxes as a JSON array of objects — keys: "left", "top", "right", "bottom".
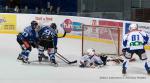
[{"left": 132, "top": 35, "right": 139, "bottom": 41}]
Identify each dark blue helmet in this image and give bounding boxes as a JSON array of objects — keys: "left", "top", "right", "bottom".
[
  {"left": 31, "top": 20, "right": 38, "bottom": 29},
  {"left": 50, "top": 23, "right": 57, "bottom": 30}
]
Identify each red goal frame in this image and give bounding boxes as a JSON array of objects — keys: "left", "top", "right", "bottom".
[{"left": 81, "top": 24, "right": 122, "bottom": 56}]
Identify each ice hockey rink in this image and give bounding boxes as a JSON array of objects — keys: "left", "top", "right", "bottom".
[{"left": 0, "top": 34, "right": 150, "bottom": 83}]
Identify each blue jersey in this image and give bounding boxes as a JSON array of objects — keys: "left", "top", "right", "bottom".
[
  {"left": 17, "top": 26, "right": 38, "bottom": 43},
  {"left": 38, "top": 26, "right": 58, "bottom": 47}
]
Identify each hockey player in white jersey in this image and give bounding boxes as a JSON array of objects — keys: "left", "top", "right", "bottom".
[
  {"left": 79, "top": 48, "right": 106, "bottom": 68},
  {"left": 122, "top": 23, "right": 150, "bottom": 74}
]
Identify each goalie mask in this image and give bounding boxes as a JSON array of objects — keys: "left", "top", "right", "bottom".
[
  {"left": 129, "top": 23, "right": 138, "bottom": 31},
  {"left": 87, "top": 48, "right": 95, "bottom": 55}
]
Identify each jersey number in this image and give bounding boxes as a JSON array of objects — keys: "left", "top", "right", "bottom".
[
  {"left": 132, "top": 35, "right": 139, "bottom": 41},
  {"left": 44, "top": 30, "right": 51, "bottom": 35},
  {"left": 22, "top": 32, "right": 28, "bottom": 37}
]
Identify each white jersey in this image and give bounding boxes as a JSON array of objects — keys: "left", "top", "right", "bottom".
[
  {"left": 123, "top": 30, "right": 148, "bottom": 50},
  {"left": 80, "top": 54, "right": 103, "bottom": 66}
]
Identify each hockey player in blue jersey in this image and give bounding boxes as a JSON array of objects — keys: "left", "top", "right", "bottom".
[
  {"left": 122, "top": 23, "right": 150, "bottom": 74},
  {"left": 37, "top": 23, "right": 58, "bottom": 64},
  {"left": 17, "top": 21, "right": 39, "bottom": 63}
]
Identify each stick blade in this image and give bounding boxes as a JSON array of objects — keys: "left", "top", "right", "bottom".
[{"left": 68, "top": 60, "right": 77, "bottom": 64}]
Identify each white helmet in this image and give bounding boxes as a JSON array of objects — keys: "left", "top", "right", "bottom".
[
  {"left": 129, "top": 23, "right": 138, "bottom": 31},
  {"left": 86, "top": 48, "right": 95, "bottom": 55}
]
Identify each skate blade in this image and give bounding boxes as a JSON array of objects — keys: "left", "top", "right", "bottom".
[
  {"left": 49, "top": 62, "right": 58, "bottom": 67},
  {"left": 22, "top": 61, "right": 31, "bottom": 64}
]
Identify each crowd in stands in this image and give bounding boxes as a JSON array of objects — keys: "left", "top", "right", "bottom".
[{"left": 0, "top": 0, "right": 77, "bottom": 15}]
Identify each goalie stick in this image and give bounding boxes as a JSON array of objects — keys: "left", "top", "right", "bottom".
[{"left": 56, "top": 52, "right": 77, "bottom": 64}]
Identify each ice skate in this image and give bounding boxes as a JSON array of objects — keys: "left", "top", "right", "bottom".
[
  {"left": 38, "top": 54, "right": 49, "bottom": 62},
  {"left": 22, "top": 58, "right": 30, "bottom": 64},
  {"left": 38, "top": 56, "right": 42, "bottom": 62},
  {"left": 17, "top": 54, "right": 23, "bottom": 60},
  {"left": 50, "top": 58, "right": 57, "bottom": 65}
]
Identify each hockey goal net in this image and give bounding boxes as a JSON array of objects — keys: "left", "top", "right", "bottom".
[{"left": 82, "top": 25, "right": 122, "bottom": 56}]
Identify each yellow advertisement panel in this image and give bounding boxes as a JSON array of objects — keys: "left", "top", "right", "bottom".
[{"left": 0, "top": 14, "right": 17, "bottom": 34}]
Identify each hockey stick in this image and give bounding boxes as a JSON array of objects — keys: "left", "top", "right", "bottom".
[
  {"left": 55, "top": 54, "right": 70, "bottom": 64},
  {"left": 56, "top": 52, "right": 77, "bottom": 64},
  {"left": 58, "top": 31, "right": 66, "bottom": 38}
]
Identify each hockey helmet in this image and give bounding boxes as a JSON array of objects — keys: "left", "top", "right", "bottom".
[
  {"left": 129, "top": 23, "right": 138, "bottom": 31},
  {"left": 31, "top": 20, "right": 38, "bottom": 29},
  {"left": 87, "top": 48, "right": 95, "bottom": 55},
  {"left": 50, "top": 23, "right": 57, "bottom": 30}
]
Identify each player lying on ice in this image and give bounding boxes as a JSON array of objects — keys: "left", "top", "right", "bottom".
[
  {"left": 122, "top": 23, "right": 150, "bottom": 75},
  {"left": 79, "top": 48, "right": 107, "bottom": 68}
]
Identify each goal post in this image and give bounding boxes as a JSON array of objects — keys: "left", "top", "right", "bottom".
[{"left": 81, "top": 24, "right": 122, "bottom": 56}]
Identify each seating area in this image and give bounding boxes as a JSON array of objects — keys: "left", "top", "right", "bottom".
[{"left": 0, "top": 0, "right": 77, "bottom": 15}]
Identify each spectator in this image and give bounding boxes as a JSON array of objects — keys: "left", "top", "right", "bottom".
[
  {"left": 20, "top": 0, "right": 29, "bottom": 10},
  {"left": 47, "top": 1, "right": 53, "bottom": 14},
  {"left": 34, "top": 7, "right": 40, "bottom": 14},
  {"left": 50, "top": 0, "right": 61, "bottom": 14},
  {"left": 22, "top": 5, "right": 28, "bottom": 13},
  {"left": 56, "top": 5, "right": 60, "bottom": 14},
  {"left": 14, "top": 5, "right": 20, "bottom": 13},
  {"left": 49, "top": 0, "right": 56, "bottom": 14},
  {"left": 6, "top": 0, "right": 15, "bottom": 9},
  {"left": 56, "top": 0, "right": 61, "bottom": 14},
  {"left": 4, "top": 0, "right": 16, "bottom": 12},
  {"left": 3, "top": 5, "right": 9, "bottom": 13},
  {"left": 40, "top": 8, "right": 45, "bottom": 14}
]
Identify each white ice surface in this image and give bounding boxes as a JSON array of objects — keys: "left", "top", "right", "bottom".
[{"left": 0, "top": 34, "right": 150, "bottom": 83}]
